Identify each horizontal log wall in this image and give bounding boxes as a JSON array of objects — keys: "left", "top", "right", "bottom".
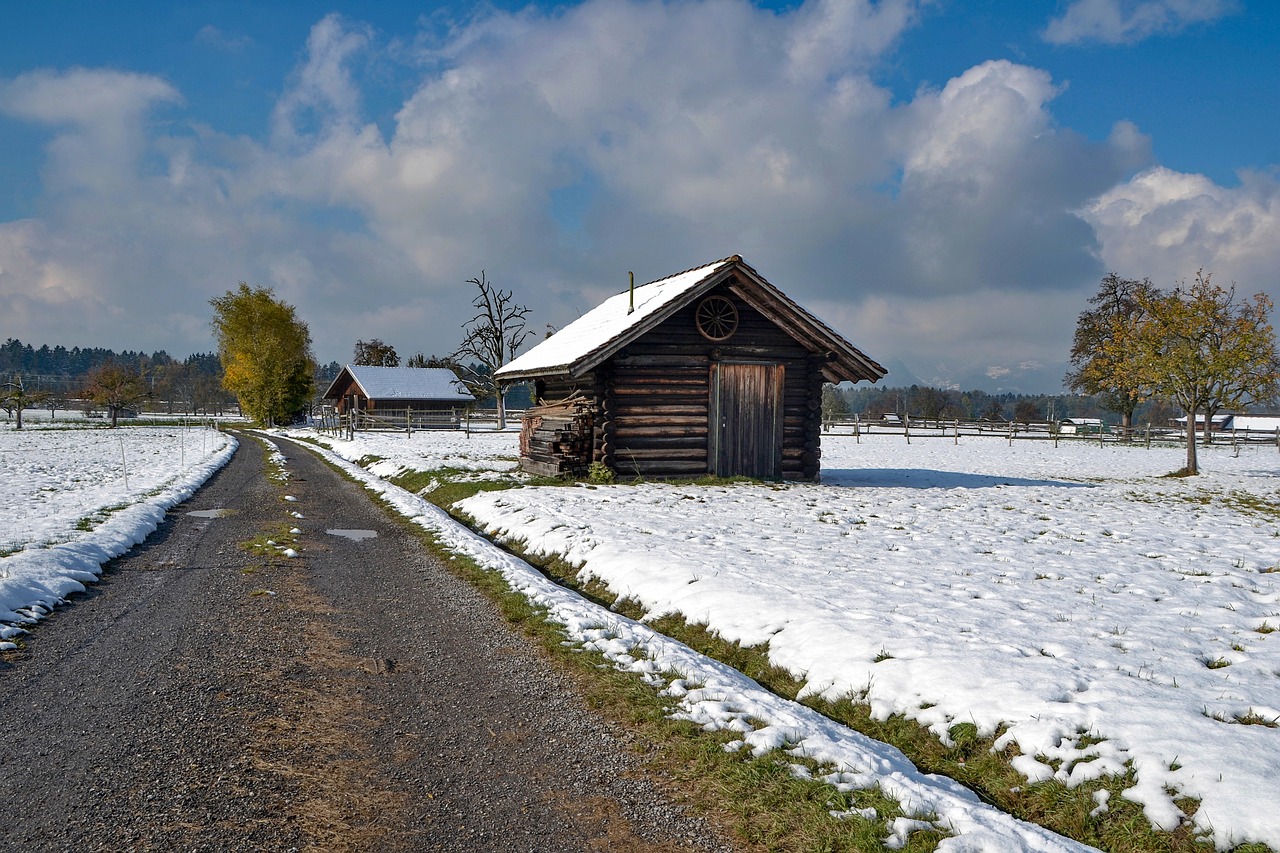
[
  {"left": 521, "top": 279, "right": 830, "bottom": 480},
  {"left": 606, "top": 284, "right": 823, "bottom": 480}
]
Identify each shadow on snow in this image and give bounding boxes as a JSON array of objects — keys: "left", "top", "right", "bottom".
[{"left": 822, "top": 468, "right": 1094, "bottom": 490}]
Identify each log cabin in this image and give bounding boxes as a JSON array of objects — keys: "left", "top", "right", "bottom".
[
  {"left": 496, "top": 255, "right": 886, "bottom": 480},
  {"left": 323, "top": 365, "right": 473, "bottom": 421}
]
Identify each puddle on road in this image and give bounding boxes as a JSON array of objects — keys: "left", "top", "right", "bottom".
[
  {"left": 187, "top": 509, "right": 234, "bottom": 519},
  {"left": 326, "top": 529, "right": 378, "bottom": 541}
]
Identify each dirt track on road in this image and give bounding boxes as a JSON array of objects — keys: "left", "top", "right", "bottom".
[{"left": 0, "top": 431, "right": 734, "bottom": 852}]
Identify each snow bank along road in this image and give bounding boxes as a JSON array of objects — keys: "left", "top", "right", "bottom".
[
  {"left": 0, "top": 432, "right": 730, "bottom": 851},
  {"left": 295, "top": 427, "right": 1280, "bottom": 852}
]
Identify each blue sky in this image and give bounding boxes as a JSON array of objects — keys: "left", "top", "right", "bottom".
[{"left": 2, "top": 0, "right": 1277, "bottom": 392}]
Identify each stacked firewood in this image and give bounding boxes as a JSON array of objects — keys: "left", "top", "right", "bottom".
[{"left": 518, "top": 394, "right": 595, "bottom": 476}]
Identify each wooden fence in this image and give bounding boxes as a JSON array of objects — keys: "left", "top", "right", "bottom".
[
  {"left": 821, "top": 413, "right": 1280, "bottom": 452},
  {"left": 312, "top": 408, "right": 526, "bottom": 439}
]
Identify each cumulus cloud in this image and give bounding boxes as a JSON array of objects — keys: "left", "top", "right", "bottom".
[
  {"left": 271, "top": 13, "right": 373, "bottom": 145},
  {"left": 0, "top": 0, "right": 1269, "bottom": 388},
  {"left": 0, "top": 69, "right": 182, "bottom": 196},
  {"left": 890, "top": 61, "right": 1148, "bottom": 294},
  {"left": 1043, "top": 0, "right": 1240, "bottom": 45},
  {"left": 1082, "top": 165, "right": 1280, "bottom": 290}
]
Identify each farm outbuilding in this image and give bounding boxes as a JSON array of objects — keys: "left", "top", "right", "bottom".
[
  {"left": 1221, "top": 414, "right": 1280, "bottom": 433},
  {"left": 322, "top": 365, "right": 473, "bottom": 422},
  {"left": 1059, "top": 417, "right": 1105, "bottom": 435},
  {"left": 495, "top": 255, "right": 886, "bottom": 480}
]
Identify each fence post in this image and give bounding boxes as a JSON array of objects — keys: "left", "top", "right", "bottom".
[
  {"left": 954, "top": 420, "right": 959, "bottom": 445},
  {"left": 854, "top": 413, "right": 860, "bottom": 444},
  {"left": 1146, "top": 423, "right": 1152, "bottom": 449},
  {"left": 1007, "top": 420, "right": 1013, "bottom": 447},
  {"left": 407, "top": 409, "right": 412, "bottom": 436},
  {"left": 904, "top": 412, "right": 910, "bottom": 445},
  {"left": 119, "top": 437, "right": 130, "bottom": 492}
]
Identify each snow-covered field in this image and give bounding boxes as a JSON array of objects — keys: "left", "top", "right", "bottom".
[
  {"left": 292, "top": 427, "right": 1280, "bottom": 851},
  {"left": 7, "top": 416, "right": 1277, "bottom": 850},
  {"left": 0, "top": 423, "right": 235, "bottom": 639}
]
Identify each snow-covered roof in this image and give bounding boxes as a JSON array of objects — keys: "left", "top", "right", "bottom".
[
  {"left": 1223, "top": 414, "right": 1280, "bottom": 431},
  {"left": 498, "top": 257, "right": 732, "bottom": 380},
  {"left": 496, "top": 255, "right": 884, "bottom": 384},
  {"left": 323, "top": 365, "right": 473, "bottom": 402}
]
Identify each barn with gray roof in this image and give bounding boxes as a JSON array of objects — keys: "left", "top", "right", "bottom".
[{"left": 323, "top": 365, "right": 473, "bottom": 423}]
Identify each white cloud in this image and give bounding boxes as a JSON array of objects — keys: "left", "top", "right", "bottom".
[
  {"left": 784, "top": 0, "right": 923, "bottom": 81},
  {"left": 1082, "top": 165, "right": 1280, "bottom": 290},
  {"left": 0, "top": 69, "right": 182, "bottom": 196},
  {"left": 271, "top": 13, "right": 373, "bottom": 146},
  {"left": 1043, "top": 0, "right": 1240, "bottom": 46},
  {"left": 886, "top": 61, "right": 1148, "bottom": 294},
  {"left": 0, "top": 0, "right": 1270, "bottom": 390}
]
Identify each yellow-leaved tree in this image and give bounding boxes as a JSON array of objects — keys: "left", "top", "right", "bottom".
[
  {"left": 1066, "top": 274, "right": 1160, "bottom": 438},
  {"left": 1126, "top": 272, "right": 1280, "bottom": 475},
  {"left": 210, "top": 283, "right": 315, "bottom": 426}
]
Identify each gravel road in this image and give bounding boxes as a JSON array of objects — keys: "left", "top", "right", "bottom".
[{"left": 0, "top": 431, "right": 736, "bottom": 852}]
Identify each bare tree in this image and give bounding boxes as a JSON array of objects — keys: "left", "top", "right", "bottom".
[
  {"left": 2, "top": 375, "right": 50, "bottom": 430},
  {"left": 452, "top": 272, "right": 531, "bottom": 429},
  {"left": 406, "top": 352, "right": 459, "bottom": 371}
]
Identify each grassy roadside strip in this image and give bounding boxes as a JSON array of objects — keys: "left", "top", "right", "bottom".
[
  {"left": 280, "top": 440, "right": 950, "bottom": 852},
  {"left": 402, "top": 509, "right": 949, "bottom": 853},
  {"left": 290, "top": 441, "right": 1274, "bottom": 853}
]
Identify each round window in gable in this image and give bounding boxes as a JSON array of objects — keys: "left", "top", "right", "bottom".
[{"left": 695, "top": 295, "right": 739, "bottom": 342}]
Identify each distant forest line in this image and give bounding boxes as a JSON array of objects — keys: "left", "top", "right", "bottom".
[
  {"left": 827, "top": 383, "right": 1189, "bottom": 426},
  {"left": 1, "top": 338, "right": 1220, "bottom": 425}
]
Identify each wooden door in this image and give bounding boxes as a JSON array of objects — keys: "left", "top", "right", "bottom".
[{"left": 709, "top": 362, "right": 783, "bottom": 478}]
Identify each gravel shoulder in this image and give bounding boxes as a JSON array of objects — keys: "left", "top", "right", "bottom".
[{"left": 0, "top": 431, "right": 736, "bottom": 852}]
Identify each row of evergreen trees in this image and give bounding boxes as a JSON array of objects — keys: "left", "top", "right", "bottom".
[
  {"left": 1, "top": 339, "right": 222, "bottom": 386},
  {"left": 1, "top": 338, "right": 234, "bottom": 414}
]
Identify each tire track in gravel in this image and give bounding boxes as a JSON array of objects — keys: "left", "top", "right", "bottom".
[{"left": 0, "top": 432, "right": 736, "bottom": 852}]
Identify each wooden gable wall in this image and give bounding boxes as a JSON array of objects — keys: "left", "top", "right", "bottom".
[{"left": 532, "top": 278, "right": 826, "bottom": 480}]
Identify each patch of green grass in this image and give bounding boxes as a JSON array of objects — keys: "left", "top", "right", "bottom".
[
  {"left": 586, "top": 461, "right": 616, "bottom": 484},
  {"left": 1222, "top": 491, "right": 1280, "bottom": 520},
  {"left": 71, "top": 501, "right": 132, "bottom": 534},
  {"left": 240, "top": 523, "right": 300, "bottom": 560},
  {"left": 1233, "top": 710, "right": 1279, "bottom": 728},
  {"left": 388, "top": 466, "right": 561, "bottom": 509},
  {"left": 1205, "top": 657, "right": 1232, "bottom": 670}
]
